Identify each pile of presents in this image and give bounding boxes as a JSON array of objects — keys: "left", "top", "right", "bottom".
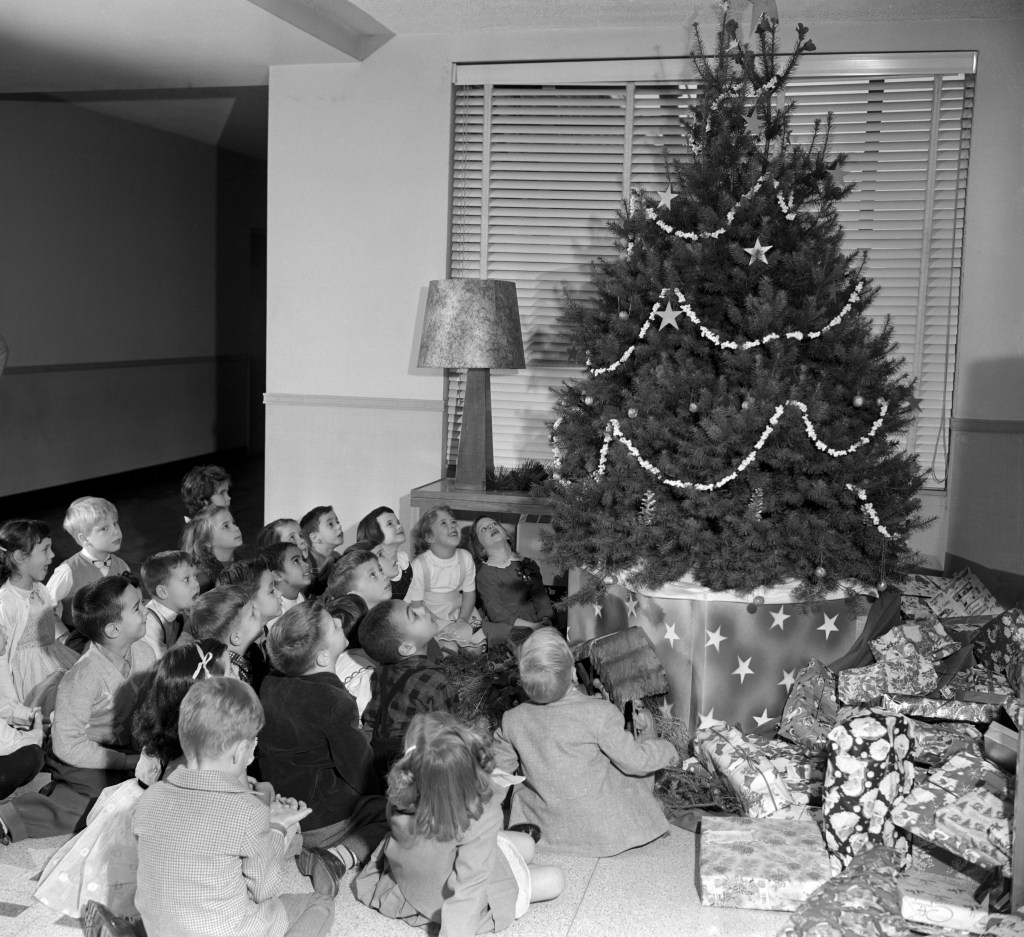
[{"left": 686, "top": 569, "right": 1024, "bottom": 935}]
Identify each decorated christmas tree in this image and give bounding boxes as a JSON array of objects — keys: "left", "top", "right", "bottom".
[{"left": 544, "top": 9, "right": 928, "bottom": 604}]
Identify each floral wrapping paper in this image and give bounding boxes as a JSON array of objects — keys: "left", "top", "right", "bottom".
[
  {"left": 880, "top": 694, "right": 1001, "bottom": 724},
  {"left": 897, "top": 867, "right": 989, "bottom": 934},
  {"left": 929, "top": 750, "right": 1010, "bottom": 799},
  {"left": 950, "top": 666, "right": 1013, "bottom": 698},
  {"left": 872, "top": 622, "right": 962, "bottom": 664},
  {"left": 693, "top": 723, "right": 794, "bottom": 818},
  {"left": 910, "top": 719, "right": 982, "bottom": 766},
  {"left": 933, "top": 789, "right": 1012, "bottom": 868},
  {"left": 839, "top": 646, "right": 937, "bottom": 704},
  {"left": 822, "top": 710, "right": 915, "bottom": 875},
  {"left": 777, "top": 846, "right": 911, "bottom": 937},
  {"left": 969, "top": 607, "right": 1024, "bottom": 676},
  {"left": 747, "top": 735, "right": 826, "bottom": 805},
  {"left": 1004, "top": 647, "right": 1024, "bottom": 695},
  {"left": 927, "top": 570, "right": 1004, "bottom": 620},
  {"left": 1003, "top": 697, "right": 1023, "bottom": 730},
  {"left": 779, "top": 659, "right": 839, "bottom": 754},
  {"left": 698, "top": 815, "right": 832, "bottom": 911}
]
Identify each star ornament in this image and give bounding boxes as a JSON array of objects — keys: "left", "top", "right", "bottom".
[
  {"left": 657, "top": 186, "right": 676, "bottom": 209},
  {"left": 753, "top": 708, "right": 774, "bottom": 728},
  {"left": 743, "top": 111, "right": 762, "bottom": 136},
  {"left": 769, "top": 607, "right": 790, "bottom": 631},
  {"left": 657, "top": 302, "right": 681, "bottom": 330},
  {"left": 819, "top": 613, "right": 840, "bottom": 639},
  {"left": 732, "top": 656, "right": 754, "bottom": 684},
  {"left": 705, "top": 626, "right": 726, "bottom": 652},
  {"left": 664, "top": 622, "right": 680, "bottom": 648},
  {"left": 779, "top": 669, "right": 796, "bottom": 693},
  {"left": 743, "top": 237, "right": 773, "bottom": 266}
]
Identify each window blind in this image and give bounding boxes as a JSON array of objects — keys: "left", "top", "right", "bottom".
[{"left": 446, "top": 56, "right": 974, "bottom": 487}]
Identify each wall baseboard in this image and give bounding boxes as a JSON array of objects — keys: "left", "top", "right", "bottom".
[
  {"left": 263, "top": 392, "right": 441, "bottom": 412},
  {"left": 951, "top": 418, "right": 1024, "bottom": 434}
]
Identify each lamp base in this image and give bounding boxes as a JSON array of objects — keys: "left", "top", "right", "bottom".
[{"left": 453, "top": 368, "right": 493, "bottom": 491}]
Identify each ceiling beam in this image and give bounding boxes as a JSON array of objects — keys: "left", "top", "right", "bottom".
[{"left": 244, "top": 0, "right": 393, "bottom": 61}]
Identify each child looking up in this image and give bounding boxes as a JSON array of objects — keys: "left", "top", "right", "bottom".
[
  {"left": 493, "top": 628, "right": 677, "bottom": 857},
  {"left": 256, "top": 518, "right": 309, "bottom": 561},
  {"left": 359, "top": 600, "right": 454, "bottom": 781},
  {"left": 0, "top": 519, "right": 78, "bottom": 715},
  {"left": 355, "top": 712, "right": 563, "bottom": 935},
  {"left": 407, "top": 506, "right": 484, "bottom": 654},
  {"left": 261, "top": 601, "right": 388, "bottom": 888},
  {"left": 325, "top": 548, "right": 392, "bottom": 622},
  {"left": 180, "top": 504, "right": 243, "bottom": 593},
  {"left": 134, "top": 678, "right": 334, "bottom": 937},
  {"left": 187, "top": 586, "right": 266, "bottom": 691},
  {"left": 180, "top": 464, "right": 231, "bottom": 521},
  {"left": 262, "top": 542, "right": 311, "bottom": 617},
  {"left": 217, "top": 557, "right": 284, "bottom": 628},
  {"left": 468, "top": 515, "right": 555, "bottom": 638},
  {"left": 300, "top": 506, "right": 344, "bottom": 595},
  {"left": 0, "top": 577, "right": 154, "bottom": 843},
  {"left": 356, "top": 506, "right": 412, "bottom": 600},
  {"left": 140, "top": 550, "right": 200, "bottom": 660},
  {"left": 46, "top": 496, "right": 130, "bottom": 650}
]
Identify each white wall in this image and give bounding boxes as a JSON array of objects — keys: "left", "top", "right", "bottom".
[{"left": 266, "top": 14, "right": 1024, "bottom": 575}]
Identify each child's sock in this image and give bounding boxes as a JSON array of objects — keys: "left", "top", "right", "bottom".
[{"left": 327, "top": 844, "right": 357, "bottom": 869}]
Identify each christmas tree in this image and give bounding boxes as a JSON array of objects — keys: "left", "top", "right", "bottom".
[{"left": 544, "top": 9, "right": 928, "bottom": 604}]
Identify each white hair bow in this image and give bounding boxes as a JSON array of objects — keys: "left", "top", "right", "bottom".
[{"left": 192, "top": 648, "right": 213, "bottom": 680}]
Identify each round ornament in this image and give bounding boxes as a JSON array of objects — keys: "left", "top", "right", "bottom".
[
  {"left": 877, "top": 581, "right": 887, "bottom": 592},
  {"left": 627, "top": 408, "right": 638, "bottom": 419},
  {"left": 603, "top": 575, "right": 616, "bottom": 586},
  {"left": 753, "top": 595, "right": 765, "bottom": 607},
  {"left": 619, "top": 311, "right": 629, "bottom": 320},
  {"left": 814, "top": 566, "right": 826, "bottom": 579},
  {"left": 876, "top": 397, "right": 885, "bottom": 406},
  {"left": 853, "top": 395, "right": 864, "bottom": 408},
  {"left": 584, "top": 396, "right": 594, "bottom": 406},
  {"left": 688, "top": 402, "right": 699, "bottom": 413},
  {"left": 741, "top": 399, "right": 751, "bottom": 410}
]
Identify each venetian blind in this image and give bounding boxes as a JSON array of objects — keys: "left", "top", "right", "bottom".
[{"left": 446, "top": 55, "right": 974, "bottom": 488}]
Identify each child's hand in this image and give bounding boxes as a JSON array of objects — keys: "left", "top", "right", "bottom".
[
  {"left": 250, "top": 780, "right": 276, "bottom": 805},
  {"left": 631, "top": 702, "right": 657, "bottom": 742},
  {"left": 273, "top": 794, "right": 306, "bottom": 811},
  {"left": 269, "top": 801, "right": 312, "bottom": 829}
]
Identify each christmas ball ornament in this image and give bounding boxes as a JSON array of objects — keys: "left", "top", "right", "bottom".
[
  {"left": 584, "top": 396, "right": 594, "bottom": 406},
  {"left": 753, "top": 595, "right": 765, "bottom": 606},
  {"left": 627, "top": 407, "right": 638, "bottom": 419},
  {"left": 688, "top": 401, "right": 699, "bottom": 413},
  {"left": 619, "top": 310, "right": 629, "bottom": 319},
  {"left": 741, "top": 399, "right": 751, "bottom": 410},
  {"left": 814, "top": 566, "right": 826, "bottom": 579},
  {"left": 877, "top": 581, "right": 887, "bottom": 592},
  {"left": 853, "top": 395, "right": 864, "bottom": 408},
  {"left": 876, "top": 397, "right": 885, "bottom": 406},
  {"left": 603, "top": 574, "right": 616, "bottom": 586}
]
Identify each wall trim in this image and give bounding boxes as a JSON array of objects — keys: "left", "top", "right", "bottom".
[
  {"left": 951, "top": 418, "right": 1024, "bottom": 435},
  {"left": 263, "top": 392, "right": 442, "bottom": 412},
  {"left": 4, "top": 354, "right": 246, "bottom": 376}
]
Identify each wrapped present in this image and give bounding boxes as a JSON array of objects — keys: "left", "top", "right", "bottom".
[
  {"left": 933, "top": 789, "right": 1012, "bottom": 868},
  {"left": 822, "top": 709, "right": 915, "bottom": 875},
  {"left": 903, "top": 596, "right": 936, "bottom": 621},
  {"left": 878, "top": 621, "right": 962, "bottom": 663},
  {"left": 940, "top": 616, "right": 991, "bottom": 644},
  {"left": 950, "top": 666, "right": 1013, "bottom": 699},
  {"left": 778, "top": 846, "right": 911, "bottom": 937},
  {"left": 1003, "top": 697, "right": 1023, "bottom": 730},
  {"left": 1004, "top": 647, "right": 1024, "bottom": 695},
  {"left": 972, "top": 608, "right": 1024, "bottom": 676},
  {"left": 698, "top": 815, "right": 832, "bottom": 911},
  {"left": 929, "top": 750, "right": 1010, "bottom": 799},
  {"left": 898, "top": 866, "right": 989, "bottom": 934},
  {"left": 902, "top": 574, "right": 947, "bottom": 600},
  {"left": 839, "top": 646, "right": 938, "bottom": 704},
  {"left": 910, "top": 720, "right": 982, "bottom": 766},
  {"left": 779, "top": 659, "right": 839, "bottom": 754},
  {"left": 927, "top": 570, "right": 1004, "bottom": 620},
  {"left": 693, "top": 723, "right": 794, "bottom": 818},
  {"left": 935, "top": 644, "right": 977, "bottom": 692},
  {"left": 985, "top": 915, "right": 1024, "bottom": 937},
  {"left": 880, "top": 694, "right": 1001, "bottom": 724}
]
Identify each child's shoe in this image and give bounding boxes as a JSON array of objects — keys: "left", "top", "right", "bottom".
[
  {"left": 80, "top": 901, "right": 147, "bottom": 937},
  {"left": 508, "top": 823, "right": 542, "bottom": 843},
  {"left": 296, "top": 846, "right": 345, "bottom": 898}
]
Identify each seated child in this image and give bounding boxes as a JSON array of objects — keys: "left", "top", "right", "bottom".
[
  {"left": 355, "top": 712, "right": 563, "bottom": 933},
  {"left": 260, "top": 601, "right": 388, "bottom": 882},
  {"left": 299, "top": 506, "right": 344, "bottom": 597},
  {"left": 134, "top": 678, "right": 334, "bottom": 937},
  {"left": 256, "top": 518, "right": 309, "bottom": 561},
  {"left": 180, "top": 464, "right": 231, "bottom": 522},
  {"left": 467, "top": 515, "right": 555, "bottom": 638},
  {"left": 180, "top": 503, "right": 243, "bottom": 594},
  {"left": 356, "top": 506, "right": 412, "bottom": 600},
  {"left": 261, "top": 542, "right": 312, "bottom": 619},
  {"left": 324, "top": 547, "right": 393, "bottom": 623},
  {"left": 33, "top": 640, "right": 231, "bottom": 920},
  {"left": 140, "top": 550, "right": 200, "bottom": 660},
  {"left": 0, "top": 708, "right": 44, "bottom": 803},
  {"left": 493, "top": 628, "right": 677, "bottom": 857},
  {"left": 46, "top": 496, "right": 130, "bottom": 651},
  {"left": 359, "top": 600, "right": 454, "bottom": 781},
  {"left": 0, "top": 518, "right": 79, "bottom": 715},
  {"left": 217, "top": 557, "right": 284, "bottom": 628},
  {"left": 323, "top": 595, "right": 375, "bottom": 718},
  {"left": 0, "top": 577, "right": 154, "bottom": 843},
  {"left": 407, "top": 506, "right": 486, "bottom": 654},
  {"left": 186, "top": 586, "right": 266, "bottom": 692}
]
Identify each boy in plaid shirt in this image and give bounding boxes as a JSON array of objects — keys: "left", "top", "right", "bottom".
[
  {"left": 359, "top": 599, "right": 455, "bottom": 783},
  {"left": 134, "top": 678, "right": 334, "bottom": 937}
]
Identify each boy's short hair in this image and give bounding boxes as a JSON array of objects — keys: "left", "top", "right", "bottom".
[
  {"left": 266, "top": 600, "right": 328, "bottom": 676},
  {"left": 141, "top": 550, "right": 192, "bottom": 597},
  {"left": 355, "top": 506, "right": 395, "bottom": 545},
  {"left": 325, "top": 549, "right": 376, "bottom": 600},
  {"left": 260, "top": 541, "right": 298, "bottom": 574},
  {"left": 178, "top": 677, "right": 263, "bottom": 761},
  {"left": 324, "top": 593, "right": 367, "bottom": 643},
  {"left": 358, "top": 600, "right": 405, "bottom": 664},
  {"left": 63, "top": 496, "right": 118, "bottom": 540},
  {"left": 216, "top": 556, "right": 271, "bottom": 591},
  {"left": 299, "top": 506, "right": 333, "bottom": 540},
  {"left": 518, "top": 627, "right": 574, "bottom": 704},
  {"left": 72, "top": 576, "right": 134, "bottom": 643},
  {"left": 189, "top": 585, "right": 250, "bottom": 642},
  {"left": 181, "top": 465, "right": 231, "bottom": 516}
]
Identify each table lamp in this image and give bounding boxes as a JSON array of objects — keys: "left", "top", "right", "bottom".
[{"left": 418, "top": 278, "right": 525, "bottom": 490}]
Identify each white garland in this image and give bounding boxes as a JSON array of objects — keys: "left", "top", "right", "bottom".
[
  {"left": 595, "top": 398, "right": 889, "bottom": 491},
  {"left": 846, "top": 483, "right": 893, "bottom": 538}
]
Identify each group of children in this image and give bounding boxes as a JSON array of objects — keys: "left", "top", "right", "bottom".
[{"left": 0, "top": 464, "right": 679, "bottom": 937}]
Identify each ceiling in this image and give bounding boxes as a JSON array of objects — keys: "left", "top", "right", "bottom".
[{"left": 0, "top": 0, "right": 1017, "bottom": 159}]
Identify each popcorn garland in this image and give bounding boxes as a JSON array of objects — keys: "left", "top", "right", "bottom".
[
  {"left": 588, "top": 279, "right": 863, "bottom": 376},
  {"left": 594, "top": 398, "right": 889, "bottom": 491},
  {"left": 845, "top": 484, "right": 893, "bottom": 538}
]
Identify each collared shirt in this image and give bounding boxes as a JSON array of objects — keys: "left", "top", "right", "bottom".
[
  {"left": 45, "top": 551, "right": 131, "bottom": 634},
  {"left": 134, "top": 766, "right": 291, "bottom": 937},
  {"left": 363, "top": 655, "right": 456, "bottom": 748},
  {"left": 143, "top": 599, "right": 183, "bottom": 661}
]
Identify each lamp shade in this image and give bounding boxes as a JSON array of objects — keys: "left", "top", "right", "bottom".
[{"left": 418, "top": 278, "right": 526, "bottom": 369}]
